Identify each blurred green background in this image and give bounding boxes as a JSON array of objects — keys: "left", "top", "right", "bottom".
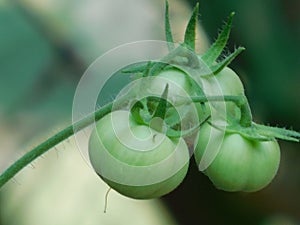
[{"left": 0, "top": 0, "right": 299, "bottom": 224}]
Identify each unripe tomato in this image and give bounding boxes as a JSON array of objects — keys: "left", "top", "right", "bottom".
[
  {"left": 194, "top": 123, "right": 281, "bottom": 192},
  {"left": 215, "top": 67, "right": 244, "bottom": 96},
  {"left": 215, "top": 67, "right": 245, "bottom": 118},
  {"left": 147, "top": 66, "right": 245, "bottom": 125},
  {"left": 148, "top": 68, "right": 194, "bottom": 99},
  {"left": 201, "top": 67, "right": 245, "bottom": 120},
  {"left": 88, "top": 110, "right": 189, "bottom": 199},
  {"left": 146, "top": 67, "right": 204, "bottom": 126}
]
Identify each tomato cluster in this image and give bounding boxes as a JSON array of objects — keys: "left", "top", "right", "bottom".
[
  {"left": 88, "top": 64, "right": 282, "bottom": 198},
  {"left": 87, "top": 2, "right": 298, "bottom": 199}
]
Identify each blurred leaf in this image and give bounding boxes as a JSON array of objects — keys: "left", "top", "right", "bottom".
[{"left": 0, "top": 5, "right": 54, "bottom": 110}]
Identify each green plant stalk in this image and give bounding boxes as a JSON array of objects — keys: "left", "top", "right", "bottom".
[
  {"left": 181, "top": 95, "right": 253, "bottom": 127},
  {"left": 0, "top": 101, "right": 114, "bottom": 189},
  {"left": 236, "top": 96, "right": 252, "bottom": 127},
  {"left": 0, "top": 90, "right": 255, "bottom": 189}
]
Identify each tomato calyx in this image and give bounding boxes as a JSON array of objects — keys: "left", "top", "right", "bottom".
[
  {"left": 209, "top": 120, "right": 300, "bottom": 142},
  {"left": 129, "top": 84, "right": 200, "bottom": 139},
  {"left": 252, "top": 123, "right": 300, "bottom": 142}
]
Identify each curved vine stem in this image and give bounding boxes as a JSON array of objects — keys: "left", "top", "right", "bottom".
[
  {"left": 178, "top": 94, "right": 253, "bottom": 127},
  {"left": 0, "top": 93, "right": 251, "bottom": 189},
  {"left": 0, "top": 101, "right": 114, "bottom": 189}
]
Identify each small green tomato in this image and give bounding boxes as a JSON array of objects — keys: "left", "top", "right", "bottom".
[
  {"left": 215, "top": 67, "right": 244, "bottom": 96},
  {"left": 215, "top": 67, "right": 245, "bottom": 118},
  {"left": 148, "top": 68, "right": 194, "bottom": 99},
  {"left": 195, "top": 123, "right": 281, "bottom": 192},
  {"left": 88, "top": 110, "right": 189, "bottom": 199},
  {"left": 202, "top": 67, "right": 245, "bottom": 120},
  {"left": 147, "top": 67, "right": 204, "bottom": 126}
]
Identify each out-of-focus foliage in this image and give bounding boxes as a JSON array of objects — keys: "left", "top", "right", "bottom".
[{"left": 0, "top": 4, "right": 53, "bottom": 109}]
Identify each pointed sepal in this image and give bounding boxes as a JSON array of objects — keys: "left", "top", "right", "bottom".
[
  {"left": 165, "top": 0, "right": 175, "bottom": 51},
  {"left": 202, "top": 12, "right": 235, "bottom": 66},
  {"left": 183, "top": 3, "right": 199, "bottom": 51}
]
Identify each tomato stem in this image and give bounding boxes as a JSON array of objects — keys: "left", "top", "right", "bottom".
[
  {"left": 237, "top": 96, "right": 252, "bottom": 127},
  {"left": 0, "top": 101, "right": 114, "bottom": 189},
  {"left": 178, "top": 95, "right": 253, "bottom": 127},
  {"left": 0, "top": 85, "right": 253, "bottom": 189}
]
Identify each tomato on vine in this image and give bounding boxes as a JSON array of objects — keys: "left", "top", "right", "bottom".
[
  {"left": 88, "top": 110, "right": 190, "bottom": 199},
  {"left": 213, "top": 67, "right": 245, "bottom": 118},
  {"left": 194, "top": 122, "right": 281, "bottom": 192},
  {"left": 1, "top": 1, "right": 299, "bottom": 200}
]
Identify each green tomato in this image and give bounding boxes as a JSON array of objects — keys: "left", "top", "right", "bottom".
[
  {"left": 146, "top": 67, "right": 205, "bottom": 128},
  {"left": 216, "top": 67, "right": 245, "bottom": 118},
  {"left": 148, "top": 67, "right": 194, "bottom": 98},
  {"left": 194, "top": 123, "right": 281, "bottom": 192},
  {"left": 148, "top": 66, "right": 245, "bottom": 125},
  {"left": 202, "top": 66, "right": 245, "bottom": 120},
  {"left": 215, "top": 67, "right": 244, "bottom": 96},
  {"left": 88, "top": 110, "right": 189, "bottom": 199}
]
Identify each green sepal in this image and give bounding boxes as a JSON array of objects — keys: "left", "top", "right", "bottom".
[
  {"left": 188, "top": 74, "right": 205, "bottom": 97},
  {"left": 122, "top": 61, "right": 170, "bottom": 79},
  {"left": 164, "top": 106, "right": 181, "bottom": 128},
  {"left": 165, "top": 0, "right": 175, "bottom": 51},
  {"left": 224, "top": 124, "right": 275, "bottom": 141},
  {"left": 210, "top": 121, "right": 300, "bottom": 142},
  {"left": 164, "top": 105, "right": 191, "bottom": 129},
  {"left": 202, "top": 47, "right": 245, "bottom": 76},
  {"left": 201, "top": 12, "right": 235, "bottom": 66},
  {"left": 152, "top": 84, "right": 169, "bottom": 119},
  {"left": 253, "top": 123, "right": 300, "bottom": 142},
  {"left": 148, "top": 62, "right": 169, "bottom": 77},
  {"left": 121, "top": 61, "right": 150, "bottom": 74},
  {"left": 183, "top": 3, "right": 199, "bottom": 51},
  {"left": 146, "top": 85, "right": 169, "bottom": 133},
  {"left": 130, "top": 100, "right": 149, "bottom": 125}
]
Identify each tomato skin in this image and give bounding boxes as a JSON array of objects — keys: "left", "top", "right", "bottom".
[
  {"left": 215, "top": 67, "right": 244, "bottom": 96},
  {"left": 215, "top": 67, "right": 245, "bottom": 118},
  {"left": 140, "top": 67, "right": 202, "bottom": 131},
  {"left": 194, "top": 123, "right": 281, "bottom": 192},
  {"left": 98, "top": 164, "right": 188, "bottom": 199},
  {"left": 88, "top": 110, "right": 189, "bottom": 199},
  {"left": 201, "top": 66, "right": 245, "bottom": 120},
  {"left": 149, "top": 68, "right": 193, "bottom": 99}
]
